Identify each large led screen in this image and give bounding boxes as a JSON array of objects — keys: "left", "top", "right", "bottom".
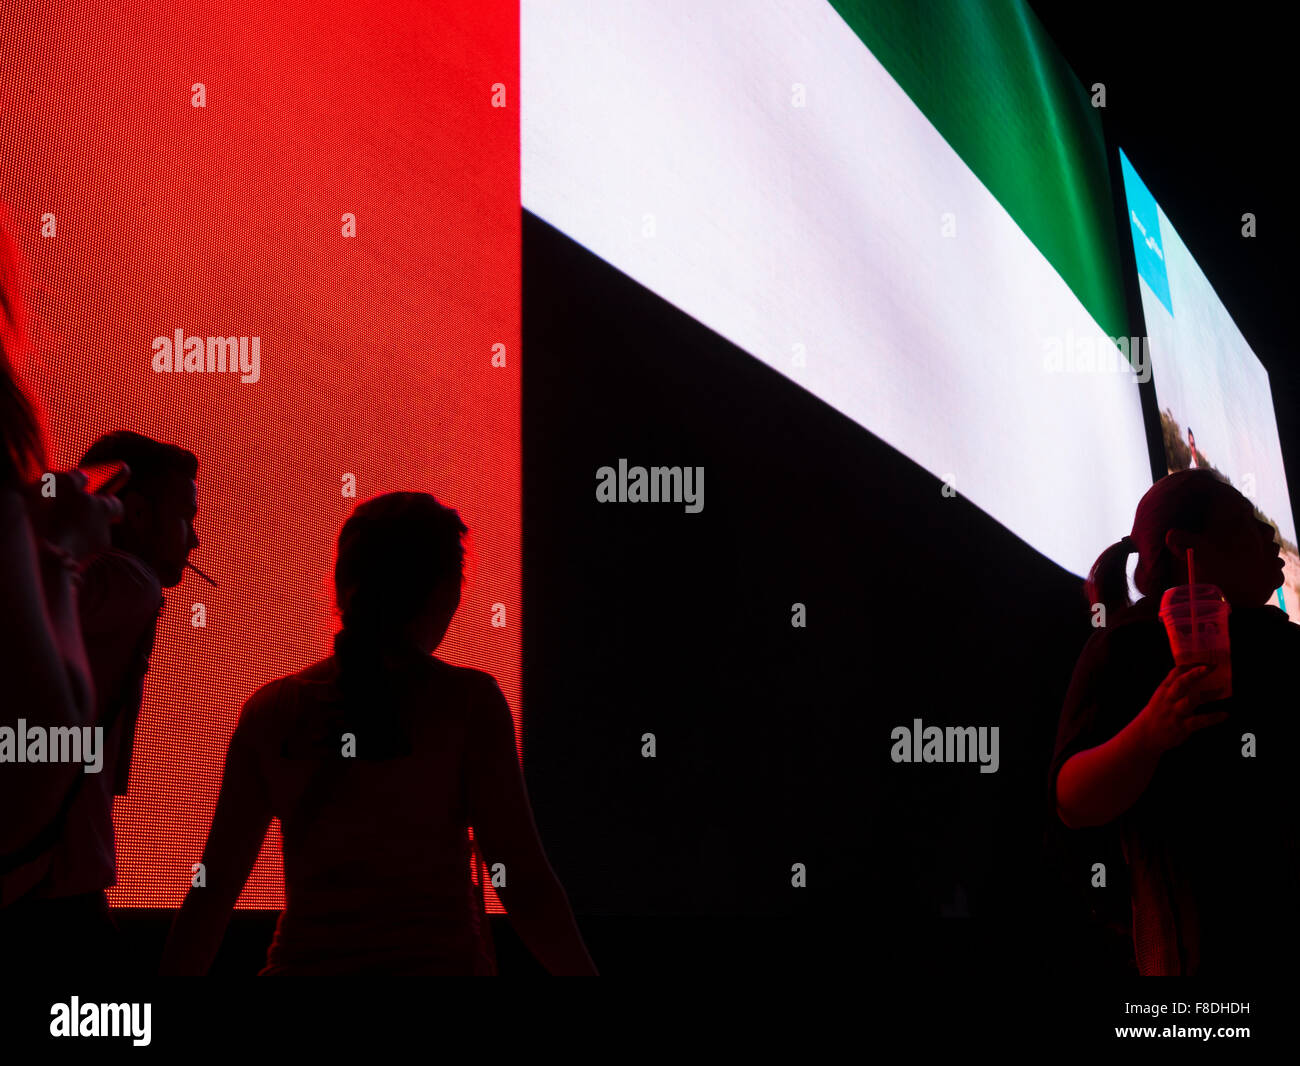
[{"left": 0, "top": 0, "right": 519, "bottom": 909}]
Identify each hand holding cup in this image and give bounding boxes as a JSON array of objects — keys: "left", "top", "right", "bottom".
[{"left": 1136, "top": 663, "right": 1229, "bottom": 754}]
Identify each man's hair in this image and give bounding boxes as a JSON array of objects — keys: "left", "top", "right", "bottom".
[{"left": 79, "top": 431, "right": 198, "bottom": 501}]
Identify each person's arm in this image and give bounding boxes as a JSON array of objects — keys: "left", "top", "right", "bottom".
[
  {"left": 0, "top": 486, "right": 95, "bottom": 851},
  {"left": 1056, "top": 663, "right": 1224, "bottom": 829},
  {"left": 463, "top": 674, "right": 598, "bottom": 976},
  {"left": 1055, "top": 716, "right": 1164, "bottom": 829},
  {"left": 159, "top": 712, "right": 273, "bottom": 975}
]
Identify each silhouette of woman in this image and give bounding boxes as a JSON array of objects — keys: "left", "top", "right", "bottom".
[
  {"left": 160, "top": 492, "right": 597, "bottom": 975},
  {"left": 1050, "top": 469, "right": 1300, "bottom": 975}
]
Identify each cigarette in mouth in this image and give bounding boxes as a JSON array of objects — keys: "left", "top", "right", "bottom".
[{"left": 185, "top": 561, "right": 219, "bottom": 587}]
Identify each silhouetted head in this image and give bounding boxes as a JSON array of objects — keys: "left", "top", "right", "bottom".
[
  {"left": 334, "top": 491, "right": 469, "bottom": 656},
  {"left": 330, "top": 493, "right": 469, "bottom": 758},
  {"left": 1086, "top": 468, "right": 1283, "bottom": 616},
  {"left": 0, "top": 206, "right": 47, "bottom": 489},
  {"left": 79, "top": 431, "right": 199, "bottom": 587}
]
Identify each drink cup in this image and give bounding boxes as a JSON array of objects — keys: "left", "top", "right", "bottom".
[{"left": 1159, "top": 584, "right": 1232, "bottom": 701}]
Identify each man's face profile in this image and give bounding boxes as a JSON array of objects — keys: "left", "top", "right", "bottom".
[{"left": 122, "top": 473, "right": 199, "bottom": 587}]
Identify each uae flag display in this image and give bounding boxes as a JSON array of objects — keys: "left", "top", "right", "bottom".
[{"left": 522, "top": 0, "right": 1151, "bottom": 578}]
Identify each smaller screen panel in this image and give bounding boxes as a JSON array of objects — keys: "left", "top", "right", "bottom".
[{"left": 1120, "top": 148, "right": 1299, "bottom": 619}]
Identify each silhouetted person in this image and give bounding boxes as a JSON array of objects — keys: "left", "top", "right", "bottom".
[
  {"left": 2, "top": 430, "right": 199, "bottom": 975},
  {"left": 1051, "top": 469, "right": 1300, "bottom": 975},
  {"left": 1187, "top": 427, "right": 1199, "bottom": 469},
  {"left": 160, "top": 492, "right": 598, "bottom": 975},
  {"left": 0, "top": 209, "right": 125, "bottom": 975},
  {"left": 73, "top": 431, "right": 199, "bottom": 802}
]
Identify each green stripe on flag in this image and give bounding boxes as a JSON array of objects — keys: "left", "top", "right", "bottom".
[{"left": 829, "top": 0, "right": 1128, "bottom": 342}]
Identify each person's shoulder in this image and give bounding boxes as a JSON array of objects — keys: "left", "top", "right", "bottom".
[
  {"left": 1233, "top": 604, "right": 1294, "bottom": 627},
  {"left": 1065, "top": 597, "right": 1164, "bottom": 701},
  {"left": 77, "top": 549, "right": 163, "bottom": 633},
  {"left": 237, "top": 662, "right": 332, "bottom": 727},
  {"left": 255, "top": 656, "right": 344, "bottom": 695},
  {"left": 1231, "top": 604, "right": 1300, "bottom": 647},
  {"left": 428, "top": 661, "right": 508, "bottom": 728},
  {"left": 84, "top": 548, "right": 160, "bottom": 588},
  {"left": 434, "top": 660, "right": 502, "bottom": 696},
  {"left": 1111, "top": 595, "right": 1162, "bottom": 629},
  {"left": 292, "top": 656, "right": 340, "bottom": 684},
  {"left": 1076, "top": 596, "right": 1158, "bottom": 653},
  {"left": 239, "top": 676, "right": 289, "bottom": 718},
  {"left": 234, "top": 666, "right": 328, "bottom": 752},
  {"left": 1097, "top": 597, "right": 1164, "bottom": 650},
  {"left": 81, "top": 549, "right": 162, "bottom": 607}
]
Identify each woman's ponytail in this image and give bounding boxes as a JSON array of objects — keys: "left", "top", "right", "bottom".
[{"left": 1084, "top": 536, "right": 1136, "bottom": 619}]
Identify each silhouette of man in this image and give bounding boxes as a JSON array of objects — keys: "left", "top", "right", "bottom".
[{"left": 0, "top": 431, "right": 199, "bottom": 976}]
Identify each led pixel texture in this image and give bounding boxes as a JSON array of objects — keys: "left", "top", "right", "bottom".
[{"left": 0, "top": 0, "right": 519, "bottom": 911}]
